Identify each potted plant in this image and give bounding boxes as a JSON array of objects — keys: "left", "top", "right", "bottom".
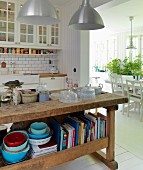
[
  {"left": 132, "top": 55, "right": 143, "bottom": 80},
  {"left": 106, "top": 57, "right": 133, "bottom": 76}
]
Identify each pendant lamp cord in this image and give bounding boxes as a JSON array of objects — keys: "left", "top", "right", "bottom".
[{"left": 130, "top": 16, "right": 134, "bottom": 46}]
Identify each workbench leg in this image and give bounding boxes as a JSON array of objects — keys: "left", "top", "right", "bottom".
[{"left": 92, "top": 106, "right": 118, "bottom": 170}]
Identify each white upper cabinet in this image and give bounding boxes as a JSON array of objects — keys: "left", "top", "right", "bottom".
[
  {"left": 0, "top": 0, "right": 60, "bottom": 48},
  {"left": 16, "top": 0, "right": 36, "bottom": 45},
  {"left": 37, "top": 10, "right": 60, "bottom": 48},
  {"left": 0, "top": 0, "right": 16, "bottom": 44}
]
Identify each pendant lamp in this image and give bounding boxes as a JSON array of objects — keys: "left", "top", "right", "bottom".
[
  {"left": 69, "top": 0, "right": 104, "bottom": 30},
  {"left": 126, "top": 16, "right": 136, "bottom": 49},
  {"left": 17, "top": 0, "right": 60, "bottom": 25}
]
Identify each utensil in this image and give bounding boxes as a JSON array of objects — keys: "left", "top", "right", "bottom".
[
  {"left": 28, "top": 128, "right": 50, "bottom": 139},
  {"left": 4, "top": 132, "right": 26, "bottom": 147},
  {"left": 1, "top": 144, "right": 30, "bottom": 163},
  {"left": 30, "top": 122, "right": 48, "bottom": 135}
]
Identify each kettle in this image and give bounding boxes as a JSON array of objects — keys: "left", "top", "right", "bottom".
[{"left": 49, "top": 66, "right": 58, "bottom": 74}]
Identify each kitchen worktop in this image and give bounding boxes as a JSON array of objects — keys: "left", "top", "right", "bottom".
[
  {"left": 0, "top": 93, "right": 128, "bottom": 124},
  {"left": 39, "top": 73, "right": 67, "bottom": 77}
]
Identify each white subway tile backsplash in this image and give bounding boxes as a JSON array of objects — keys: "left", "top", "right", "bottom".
[
  {"left": 0, "top": 55, "right": 58, "bottom": 74},
  {"left": 26, "top": 58, "right": 32, "bottom": 61},
  {"left": 25, "top": 64, "right": 32, "bottom": 68},
  {"left": 22, "top": 61, "right": 29, "bottom": 64},
  {"left": 31, "top": 58, "right": 39, "bottom": 61},
  {"left": 38, "top": 58, "right": 45, "bottom": 61},
  {"left": 19, "top": 58, "right": 26, "bottom": 61}
]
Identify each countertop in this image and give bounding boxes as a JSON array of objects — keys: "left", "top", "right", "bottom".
[
  {"left": 0, "top": 93, "right": 128, "bottom": 124},
  {"left": 39, "top": 73, "right": 67, "bottom": 78}
]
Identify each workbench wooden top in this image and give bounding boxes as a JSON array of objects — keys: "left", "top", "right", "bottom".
[{"left": 0, "top": 93, "right": 128, "bottom": 124}]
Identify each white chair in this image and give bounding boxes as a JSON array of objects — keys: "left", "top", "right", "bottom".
[
  {"left": 109, "top": 73, "right": 127, "bottom": 114},
  {"left": 126, "top": 80, "right": 143, "bottom": 121}
]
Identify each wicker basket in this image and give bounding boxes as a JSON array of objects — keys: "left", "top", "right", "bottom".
[{"left": 21, "top": 92, "right": 38, "bottom": 104}]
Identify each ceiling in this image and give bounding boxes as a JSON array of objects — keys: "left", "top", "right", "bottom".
[
  {"left": 97, "top": 0, "right": 143, "bottom": 33},
  {"left": 51, "top": 0, "right": 143, "bottom": 33}
]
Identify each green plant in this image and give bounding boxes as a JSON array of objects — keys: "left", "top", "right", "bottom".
[
  {"left": 106, "top": 58, "right": 122, "bottom": 74},
  {"left": 106, "top": 55, "right": 143, "bottom": 76},
  {"left": 132, "top": 55, "right": 143, "bottom": 77},
  {"left": 120, "top": 57, "right": 133, "bottom": 75}
]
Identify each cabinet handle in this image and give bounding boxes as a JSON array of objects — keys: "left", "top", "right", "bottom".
[{"left": 51, "top": 77, "right": 55, "bottom": 80}]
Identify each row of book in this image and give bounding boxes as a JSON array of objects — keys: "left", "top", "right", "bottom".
[{"left": 50, "top": 112, "right": 107, "bottom": 151}]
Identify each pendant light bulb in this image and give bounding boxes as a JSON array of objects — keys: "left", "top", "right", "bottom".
[
  {"left": 69, "top": 0, "right": 104, "bottom": 30},
  {"left": 17, "top": 0, "right": 60, "bottom": 25}
]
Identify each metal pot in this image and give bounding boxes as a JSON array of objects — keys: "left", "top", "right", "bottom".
[
  {"left": 72, "top": 83, "right": 103, "bottom": 98},
  {"left": 92, "top": 84, "right": 103, "bottom": 95}
]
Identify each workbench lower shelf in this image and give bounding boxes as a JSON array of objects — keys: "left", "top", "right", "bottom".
[{"left": 0, "top": 137, "right": 108, "bottom": 170}]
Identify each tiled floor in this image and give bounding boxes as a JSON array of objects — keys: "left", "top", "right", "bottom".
[{"left": 48, "top": 106, "right": 143, "bottom": 170}]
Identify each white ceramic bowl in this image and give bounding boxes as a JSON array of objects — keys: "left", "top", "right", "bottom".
[{"left": 29, "top": 135, "right": 52, "bottom": 145}]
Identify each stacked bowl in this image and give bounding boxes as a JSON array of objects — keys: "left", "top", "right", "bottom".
[
  {"left": 28, "top": 122, "right": 52, "bottom": 145},
  {"left": 1, "top": 131, "right": 30, "bottom": 164}
]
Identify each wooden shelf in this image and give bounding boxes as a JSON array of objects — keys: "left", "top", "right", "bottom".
[
  {"left": 0, "top": 53, "right": 57, "bottom": 56},
  {"left": 0, "top": 138, "right": 108, "bottom": 170}
]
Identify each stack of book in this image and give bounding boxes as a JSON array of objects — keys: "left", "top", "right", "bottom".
[
  {"left": 50, "top": 112, "right": 107, "bottom": 151},
  {"left": 31, "top": 140, "right": 57, "bottom": 158}
]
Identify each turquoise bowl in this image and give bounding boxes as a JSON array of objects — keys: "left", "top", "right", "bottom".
[
  {"left": 1, "top": 144, "right": 30, "bottom": 163},
  {"left": 30, "top": 122, "right": 48, "bottom": 135},
  {"left": 28, "top": 127, "right": 50, "bottom": 139},
  {"left": 3, "top": 140, "right": 28, "bottom": 152}
]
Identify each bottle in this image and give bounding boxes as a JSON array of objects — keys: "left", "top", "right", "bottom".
[{"left": 74, "top": 80, "right": 78, "bottom": 88}]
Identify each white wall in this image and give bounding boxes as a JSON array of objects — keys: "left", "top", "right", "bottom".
[{"left": 58, "top": 0, "right": 90, "bottom": 86}]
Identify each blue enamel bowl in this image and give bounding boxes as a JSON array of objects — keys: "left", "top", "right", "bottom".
[
  {"left": 1, "top": 144, "right": 30, "bottom": 163},
  {"left": 30, "top": 122, "right": 48, "bottom": 135},
  {"left": 28, "top": 127, "right": 50, "bottom": 139}
]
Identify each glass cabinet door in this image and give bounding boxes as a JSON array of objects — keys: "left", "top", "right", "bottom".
[
  {"left": 49, "top": 10, "right": 60, "bottom": 47},
  {"left": 0, "top": 0, "right": 15, "bottom": 43},
  {"left": 20, "top": 23, "right": 34, "bottom": 44},
  {"left": 17, "top": 0, "right": 35, "bottom": 45},
  {"left": 37, "top": 25, "right": 48, "bottom": 46}
]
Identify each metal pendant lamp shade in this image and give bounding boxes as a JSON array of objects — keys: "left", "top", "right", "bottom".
[
  {"left": 17, "top": 0, "right": 60, "bottom": 25},
  {"left": 69, "top": 0, "right": 104, "bottom": 30},
  {"left": 126, "top": 16, "right": 136, "bottom": 49}
]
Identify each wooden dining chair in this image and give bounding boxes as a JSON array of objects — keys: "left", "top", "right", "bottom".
[
  {"left": 109, "top": 73, "right": 127, "bottom": 114},
  {"left": 126, "top": 80, "right": 143, "bottom": 121}
]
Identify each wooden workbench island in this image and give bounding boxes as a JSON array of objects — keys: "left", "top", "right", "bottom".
[{"left": 0, "top": 93, "right": 128, "bottom": 170}]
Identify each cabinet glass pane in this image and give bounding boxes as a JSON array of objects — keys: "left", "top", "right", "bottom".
[
  {"left": 28, "top": 35, "right": 33, "bottom": 43},
  {"left": 0, "top": 2, "right": 7, "bottom": 10},
  {"left": 55, "top": 37, "right": 58, "bottom": 44},
  {"left": 51, "top": 37, "right": 54, "bottom": 44},
  {"left": 43, "top": 36, "right": 46, "bottom": 44},
  {"left": 8, "top": 2, "right": 14, "bottom": 11},
  {"left": 20, "top": 24, "right": 26, "bottom": 34},
  {"left": 20, "top": 34, "right": 26, "bottom": 42},
  {"left": 43, "top": 26, "right": 46, "bottom": 35},
  {"left": 8, "top": 33, "right": 14, "bottom": 42},
  {"left": 39, "top": 26, "right": 42, "bottom": 35},
  {"left": 0, "top": 11, "right": 7, "bottom": 21},
  {"left": 0, "top": 32, "right": 6, "bottom": 41},
  {"left": 51, "top": 27, "right": 54, "bottom": 36},
  {"left": 56, "top": 28, "right": 58, "bottom": 36},
  {"left": 0, "top": 21, "right": 6, "bottom": 31},
  {"left": 8, "top": 11, "right": 14, "bottom": 22},
  {"left": 28, "top": 25, "right": 33, "bottom": 34},
  {"left": 39, "top": 36, "right": 42, "bottom": 43},
  {"left": 8, "top": 22, "right": 14, "bottom": 32}
]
